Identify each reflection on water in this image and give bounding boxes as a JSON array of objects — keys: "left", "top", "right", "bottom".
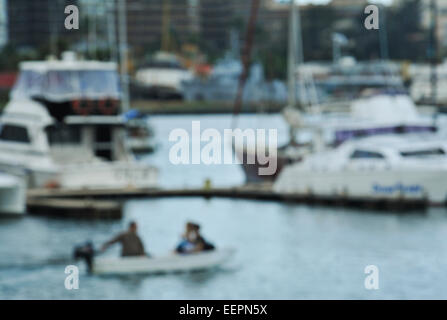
[{"left": 1, "top": 114, "right": 447, "bottom": 299}]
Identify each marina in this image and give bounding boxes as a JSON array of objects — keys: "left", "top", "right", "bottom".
[{"left": 2, "top": 0, "right": 447, "bottom": 302}]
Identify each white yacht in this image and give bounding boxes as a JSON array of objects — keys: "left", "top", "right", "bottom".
[
  {"left": 134, "top": 52, "right": 193, "bottom": 100},
  {"left": 234, "top": 2, "right": 417, "bottom": 184},
  {"left": 0, "top": 53, "right": 158, "bottom": 190},
  {"left": 0, "top": 99, "right": 57, "bottom": 187},
  {"left": 236, "top": 91, "right": 437, "bottom": 183},
  {"left": 0, "top": 172, "right": 26, "bottom": 215},
  {"left": 274, "top": 134, "right": 447, "bottom": 206},
  {"left": 0, "top": 99, "right": 158, "bottom": 190}
]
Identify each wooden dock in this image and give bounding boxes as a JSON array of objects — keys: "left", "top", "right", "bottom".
[
  {"left": 26, "top": 183, "right": 430, "bottom": 217},
  {"left": 27, "top": 197, "right": 123, "bottom": 219},
  {"left": 27, "top": 184, "right": 276, "bottom": 201}
]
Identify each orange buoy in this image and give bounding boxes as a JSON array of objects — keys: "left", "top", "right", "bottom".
[
  {"left": 98, "top": 99, "right": 119, "bottom": 115},
  {"left": 72, "top": 100, "right": 94, "bottom": 116}
]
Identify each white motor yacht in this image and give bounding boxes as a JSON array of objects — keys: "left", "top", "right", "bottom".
[
  {"left": 134, "top": 52, "right": 193, "bottom": 100},
  {"left": 274, "top": 134, "right": 447, "bottom": 206},
  {"left": 0, "top": 53, "right": 158, "bottom": 190},
  {"left": 0, "top": 99, "right": 158, "bottom": 190},
  {"left": 236, "top": 91, "right": 437, "bottom": 183}
]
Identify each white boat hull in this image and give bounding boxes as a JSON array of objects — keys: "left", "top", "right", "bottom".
[
  {"left": 275, "top": 168, "right": 447, "bottom": 205},
  {"left": 59, "top": 162, "right": 158, "bottom": 190},
  {"left": 274, "top": 136, "right": 447, "bottom": 206},
  {"left": 0, "top": 174, "right": 26, "bottom": 215},
  {"left": 93, "top": 248, "right": 235, "bottom": 275},
  {"left": 0, "top": 155, "right": 58, "bottom": 189}
]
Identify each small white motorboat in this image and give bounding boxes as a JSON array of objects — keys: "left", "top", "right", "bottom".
[
  {"left": 94, "top": 248, "right": 235, "bottom": 275},
  {"left": 74, "top": 243, "right": 235, "bottom": 275}
]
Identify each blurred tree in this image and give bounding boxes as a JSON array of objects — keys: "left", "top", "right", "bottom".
[
  {"left": 254, "top": 5, "right": 335, "bottom": 80},
  {"left": 254, "top": 20, "right": 288, "bottom": 80},
  {"left": 301, "top": 5, "right": 336, "bottom": 61},
  {"left": 0, "top": 45, "right": 39, "bottom": 71}
]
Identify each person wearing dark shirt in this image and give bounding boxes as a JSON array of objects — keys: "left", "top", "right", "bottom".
[
  {"left": 176, "top": 222, "right": 215, "bottom": 254},
  {"left": 101, "top": 221, "right": 146, "bottom": 257}
]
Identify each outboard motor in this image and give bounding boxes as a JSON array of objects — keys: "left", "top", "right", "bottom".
[{"left": 73, "top": 242, "right": 95, "bottom": 273}]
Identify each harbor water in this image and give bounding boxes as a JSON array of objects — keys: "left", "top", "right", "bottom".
[{"left": 1, "top": 114, "right": 447, "bottom": 299}]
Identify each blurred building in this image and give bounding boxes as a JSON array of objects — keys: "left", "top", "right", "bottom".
[
  {"left": 7, "top": 0, "right": 80, "bottom": 49},
  {"left": 0, "top": 0, "right": 7, "bottom": 48},
  {"left": 199, "top": 0, "right": 233, "bottom": 52},
  {"left": 121, "top": 0, "right": 291, "bottom": 55},
  {"left": 125, "top": 0, "right": 200, "bottom": 52},
  {"left": 199, "top": 0, "right": 289, "bottom": 53},
  {"left": 421, "top": 0, "right": 447, "bottom": 49},
  {"left": 393, "top": 0, "right": 447, "bottom": 50},
  {"left": 329, "top": 0, "right": 369, "bottom": 30},
  {"left": 330, "top": 0, "right": 369, "bottom": 7}
]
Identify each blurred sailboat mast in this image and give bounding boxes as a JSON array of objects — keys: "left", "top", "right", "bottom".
[
  {"left": 231, "top": 0, "right": 261, "bottom": 129},
  {"left": 379, "top": 4, "right": 389, "bottom": 61},
  {"left": 118, "top": 0, "right": 130, "bottom": 112},
  {"left": 107, "top": 0, "right": 118, "bottom": 63},
  {"left": 287, "top": 0, "right": 298, "bottom": 109},
  {"left": 286, "top": 0, "right": 305, "bottom": 143},
  {"left": 161, "top": 0, "right": 171, "bottom": 51},
  {"left": 50, "top": 0, "right": 68, "bottom": 57},
  {"left": 288, "top": 0, "right": 305, "bottom": 108},
  {"left": 88, "top": 0, "right": 97, "bottom": 59},
  {"left": 429, "top": 0, "right": 438, "bottom": 105}
]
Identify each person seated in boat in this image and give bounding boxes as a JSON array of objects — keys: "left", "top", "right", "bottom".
[
  {"left": 101, "top": 221, "right": 146, "bottom": 257},
  {"left": 175, "top": 222, "right": 215, "bottom": 254}
]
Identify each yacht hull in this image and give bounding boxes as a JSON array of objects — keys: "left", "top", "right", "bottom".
[
  {"left": 275, "top": 168, "right": 447, "bottom": 206},
  {"left": 0, "top": 162, "right": 57, "bottom": 189},
  {"left": 234, "top": 144, "right": 301, "bottom": 183},
  {"left": 0, "top": 174, "right": 26, "bottom": 215},
  {"left": 59, "top": 162, "right": 158, "bottom": 190}
]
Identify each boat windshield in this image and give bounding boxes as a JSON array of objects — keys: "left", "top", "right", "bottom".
[
  {"left": 11, "top": 69, "right": 120, "bottom": 102},
  {"left": 0, "top": 124, "right": 31, "bottom": 144},
  {"left": 400, "top": 149, "right": 446, "bottom": 158},
  {"left": 350, "top": 150, "right": 385, "bottom": 159}
]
